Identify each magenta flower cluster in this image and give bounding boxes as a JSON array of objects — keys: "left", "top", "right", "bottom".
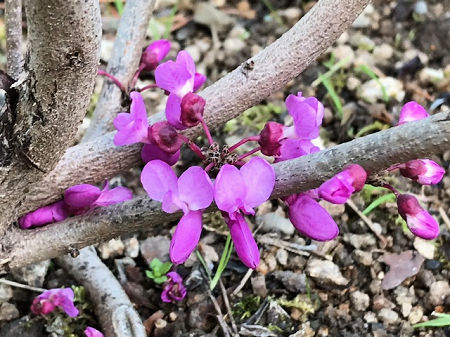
[{"left": 161, "top": 271, "right": 187, "bottom": 303}]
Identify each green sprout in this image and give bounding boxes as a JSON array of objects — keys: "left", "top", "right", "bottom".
[
  {"left": 145, "top": 258, "right": 172, "bottom": 284},
  {"left": 356, "top": 64, "right": 389, "bottom": 103},
  {"left": 414, "top": 313, "right": 450, "bottom": 328},
  {"left": 113, "top": 0, "right": 124, "bottom": 16}
]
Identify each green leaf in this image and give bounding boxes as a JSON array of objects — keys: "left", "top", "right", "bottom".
[
  {"left": 114, "top": 0, "right": 124, "bottom": 16},
  {"left": 356, "top": 64, "right": 389, "bottom": 103},
  {"left": 159, "top": 262, "right": 173, "bottom": 275},
  {"left": 150, "top": 258, "right": 163, "bottom": 271},
  {"left": 145, "top": 270, "right": 155, "bottom": 279},
  {"left": 210, "top": 235, "right": 233, "bottom": 290},
  {"left": 319, "top": 74, "right": 343, "bottom": 119},
  {"left": 153, "top": 276, "right": 168, "bottom": 284},
  {"left": 362, "top": 193, "right": 396, "bottom": 215},
  {"left": 413, "top": 313, "right": 450, "bottom": 328}
]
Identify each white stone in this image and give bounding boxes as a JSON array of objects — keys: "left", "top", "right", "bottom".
[
  {"left": 358, "top": 77, "right": 405, "bottom": 104},
  {"left": 413, "top": 237, "right": 435, "bottom": 259}
]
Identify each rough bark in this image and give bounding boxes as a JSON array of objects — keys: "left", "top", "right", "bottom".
[
  {"left": 0, "top": 0, "right": 102, "bottom": 231},
  {"left": 57, "top": 247, "right": 146, "bottom": 337},
  {"left": 3, "top": 112, "right": 450, "bottom": 271},
  {"left": 83, "top": 0, "right": 156, "bottom": 141},
  {"left": 17, "top": 0, "right": 371, "bottom": 217},
  {"left": 5, "top": 0, "right": 23, "bottom": 79}
]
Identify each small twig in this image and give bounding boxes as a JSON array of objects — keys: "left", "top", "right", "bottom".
[
  {"left": 5, "top": 0, "right": 23, "bottom": 79},
  {"left": 0, "top": 278, "right": 46, "bottom": 293},
  {"left": 346, "top": 199, "right": 387, "bottom": 247},
  {"left": 231, "top": 268, "right": 253, "bottom": 296},
  {"left": 438, "top": 207, "right": 450, "bottom": 231},
  {"left": 219, "top": 279, "right": 238, "bottom": 335},
  {"left": 207, "top": 287, "right": 232, "bottom": 337}
]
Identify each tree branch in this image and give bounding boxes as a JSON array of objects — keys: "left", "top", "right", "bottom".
[
  {"left": 5, "top": 0, "right": 23, "bottom": 79},
  {"left": 0, "top": 0, "right": 102, "bottom": 230},
  {"left": 3, "top": 112, "right": 450, "bottom": 271},
  {"left": 17, "top": 0, "right": 370, "bottom": 217},
  {"left": 57, "top": 247, "right": 146, "bottom": 337},
  {"left": 83, "top": 0, "right": 157, "bottom": 141}
]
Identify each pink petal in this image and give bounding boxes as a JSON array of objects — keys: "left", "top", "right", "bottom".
[
  {"left": 318, "top": 171, "right": 355, "bottom": 204},
  {"left": 146, "top": 39, "right": 171, "bottom": 62},
  {"left": 165, "top": 93, "right": 186, "bottom": 130},
  {"left": 240, "top": 157, "right": 275, "bottom": 208},
  {"left": 277, "top": 139, "right": 319, "bottom": 162},
  {"left": 141, "top": 160, "right": 178, "bottom": 201},
  {"left": 406, "top": 210, "right": 440, "bottom": 240},
  {"left": 399, "top": 159, "right": 445, "bottom": 185},
  {"left": 170, "top": 210, "right": 203, "bottom": 264},
  {"left": 64, "top": 184, "right": 101, "bottom": 209},
  {"left": 288, "top": 194, "right": 339, "bottom": 241},
  {"left": 398, "top": 101, "right": 429, "bottom": 125},
  {"left": 54, "top": 288, "right": 79, "bottom": 318},
  {"left": 155, "top": 61, "right": 192, "bottom": 97},
  {"left": 178, "top": 166, "right": 214, "bottom": 211},
  {"left": 193, "top": 73, "right": 207, "bottom": 92},
  {"left": 162, "top": 190, "right": 185, "bottom": 214},
  {"left": 19, "top": 201, "right": 69, "bottom": 229},
  {"left": 84, "top": 327, "right": 104, "bottom": 337},
  {"left": 214, "top": 164, "right": 246, "bottom": 214},
  {"left": 258, "top": 122, "right": 285, "bottom": 156},
  {"left": 129, "top": 91, "right": 148, "bottom": 120},
  {"left": 286, "top": 93, "right": 323, "bottom": 139},
  {"left": 141, "top": 143, "right": 180, "bottom": 166},
  {"left": 94, "top": 187, "right": 133, "bottom": 207},
  {"left": 227, "top": 213, "right": 260, "bottom": 269},
  {"left": 176, "top": 50, "right": 196, "bottom": 78},
  {"left": 113, "top": 113, "right": 131, "bottom": 129}
]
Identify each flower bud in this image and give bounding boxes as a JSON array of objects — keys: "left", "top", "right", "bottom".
[
  {"left": 180, "top": 92, "right": 206, "bottom": 128},
  {"left": 258, "top": 122, "right": 285, "bottom": 156},
  {"left": 398, "top": 159, "right": 445, "bottom": 185},
  {"left": 148, "top": 121, "right": 183, "bottom": 154},
  {"left": 397, "top": 101, "right": 429, "bottom": 125},
  {"left": 397, "top": 194, "right": 439, "bottom": 239},
  {"left": 140, "top": 40, "right": 171, "bottom": 72}
]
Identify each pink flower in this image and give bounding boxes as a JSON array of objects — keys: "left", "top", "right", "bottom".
[
  {"left": 397, "top": 194, "right": 439, "bottom": 239},
  {"left": 161, "top": 271, "right": 187, "bottom": 303},
  {"left": 140, "top": 39, "right": 171, "bottom": 72},
  {"left": 318, "top": 164, "right": 367, "bottom": 204},
  {"left": 31, "top": 288, "right": 79, "bottom": 318},
  {"left": 141, "top": 143, "right": 180, "bottom": 166},
  {"left": 397, "top": 101, "right": 429, "bottom": 125},
  {"left": 155, "top": 51, "right": 206, "bottom": 130},
  {"left": 19, "top": 201, "right": 69, "bottom": 229},
  {"left": 285, "top": 92, "right": 324, "bottom": 139},
  {"left": 113, "top": 91, "right": 149, "bottom": 146},
  {"left": 397, "top": 159, "right": 445, "bottom": 185},
  {"left": 84, "top": 327, "right": 104, "bottom": 337},
  {"left": 141, "top": 160, "right": 214, "bottom": 264},
  {"left": 286, "top": 194, "right": 339, "bottom": 241},
  {"left": 64, "top": 181, "right": 132, "bottom": 215},
  {"left": 214, "top": 157, "right": 275, "bottom": 268}
]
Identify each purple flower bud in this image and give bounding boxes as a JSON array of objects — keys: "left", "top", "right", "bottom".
[
  {"left": 19, "top": 201, "right": 69, "bottom": 229},
  {"left": 31, "top": 288, "right": 79, "bottom": 318},
  {"left": 148, "top": 121, "right": 184, "bottom": 154},
  {"left": 84, "top": 327, "right": 104, "bottom": 337},
  {"left": 398, "top": 159, "right": 445, "bottom": 185},
  {"left": 180, "top": 92, "right": 206, "bottom": 128},
  {"left": 161, "top": 271, "right": 187, "bottom": 303},
  {"left": 397, "top": 101, "right": 429, "bottom": 125},
  {"left": 318, "top": 164, "right": 367, "bottom": 204},
  {"left": 287, "top": 194, "right": 339, "bottom": 241},
  {"left": 397, "top": 194, "right": 439, "bottom": 239},
  {"left": 140, "top": 40, "right": 171, "bottom": 72},
  {"left": 258, "top": 122, "right": 285, "bottom": 156}
]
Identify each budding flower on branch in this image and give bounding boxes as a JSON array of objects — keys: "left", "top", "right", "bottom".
[
  {"left": 397, "top": 194, "right": 439, "bottom": 240},
  {"left": 397, "top": 159, "right": 445, "bottom": 185},
  {"left": 140, "top": 39, "right": 171, "bottom": 72},
  {"left": 148, "top": 121, "right": 183, "bottom": 154},
  {"left": 397, "top": 101, "right": 429, "bottom": 125}
]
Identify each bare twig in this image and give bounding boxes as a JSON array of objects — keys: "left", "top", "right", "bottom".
[
  {"left": 5, "top": 0, "right": 23, "bottom": 79},
  {"left": 57, "top": 247, "right": 146, "bottom": 337},
  {"left": 83, "top": 0, "right": 157, "bottom": 141},
  {"left": 232, "top": 269, "right": 254, "bottom": 296},
  {"left": 220, "top": 279, "right": 239, "bottom": 335},
  {"left": 0, "top": 278, "right": 46, "bottom": 292},
  {"left": 207, "top": 287, "right": 232, "bottom": 337},
  {"left": 17, "top": 0, "right": 371, "bottom": 218},
  {"left": 438, "top": 207, "right": 450, "bottom": 231}
]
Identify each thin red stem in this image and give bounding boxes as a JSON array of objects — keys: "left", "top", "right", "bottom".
[
  {"left": 228, "top": 136, "right": 260, "bottom": 152},
  {"left": 205, "top": 162, "right": 215, "bottom": 172},
  {"left": 382, "top": 183, "right": 399, "bottom": 197},
  {"left": 197, "top": 115, "right": 214, "bottom": 145},
  {"left": 178, "top": 134, "right": 206, "bottom": 160},
  {"left": 131, "top": 63, "right": 146, "bottom": 88},
  {"left": 138, "top": 83, "right": 158, "bottom": 92},
  {"left": 236, "top": 146, "right": 261, "bottom": 161},
  {"left": 98, "top": 70, "right": 126, "bottom": 93}
]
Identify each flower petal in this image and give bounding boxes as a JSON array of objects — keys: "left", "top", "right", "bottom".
[
  {"left": 178, "top": 166, "right": 214, "bottom": 211},
  {"left": 64, "top": 184, "right": 101, "bottom": 209},
  {"left": 141, "top": 143, "right": 180, "bottom": 166},
  {"left": 214, "top": 164, "right": 246, "bottom": 214},
  {"left": 113, "top": 113, "right": 131, "bottom": 129},
  {"left": 141, "top": 160, "right": 178, "bottom": 201},
  {"left": 55, "top": 288, "right": 79, "bottom": 318},
  {"left": 94, "top": 187, "right": 133, "bottom": 206},
  {"left": 170, "top": 210, "right": 203, "bottom": 264},
  {"left": 193, "top": 73, "right": 207, "bottom": 92},
  {"left": 84, "top": 327, "right": 104, "bottom": 337},
  {"left": 165, "top": 93, "right": 186, "bottom": 130},
  {"left": 19, "top": 201, "right": 69, "bottom": 229},
  {"left": 286, "top": 93, "right": 323, "bottom": 139},
  {"left": 318, "top": 171, "right": 355, "bottom": 204},
  {"left": 406, "top": 210, "right": 440, "bottom": 240},
  {"left": 227, "top": 213, "right": 260, "bottom": 269},
  {"left": 146, "top": 39, "right": 171, "bottom": 62},
  {"left": 240, "top": 157, "right": 275, "bottom": 208},
  {"left": 155, "top": 60, "right": 192, "bottom": 96},
  {"left": 176, "top": 50, "right": 196, "bottom": 78},
  {"left": 277, "top": 138, "right": 319, "bottom": 162},
  {"left": 288, "top": 194, "right": 339, "bottom": 241},
  {"left": 398, "top": 101, "right": 429, "bottom": 125}
]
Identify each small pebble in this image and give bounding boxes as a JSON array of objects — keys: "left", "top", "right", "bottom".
[
  {"left": 276, "top": 249, "right": 288, "bottom": 266},
  {"left": 350, "top": 291, "right": 370, "bottom": 311},
  {"left": 378, "top": 308, "right": 399, "bottom": 325}
]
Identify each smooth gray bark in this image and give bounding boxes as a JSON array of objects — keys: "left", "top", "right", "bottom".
[{"left": 5, "top": 0, "right": 23, "bottom": 79}]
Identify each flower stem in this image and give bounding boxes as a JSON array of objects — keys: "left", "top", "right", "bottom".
[
  {"left": 204, "top": 162, "right": 215, "bottom": 172},
  {"left": 178, "top": 134, "right": 206, "bottom": 160},
  {"left": 236, "top": 146, "right": 261, "bottom": 161},
  {"left": 197, "top": 115, "right": 214, "bottom": 145},
  {"left": 228, "top": 136, "right": 260, "bottom": 152},
  {"left": 138, "top": 83, "right": 158, "bottom": 92},
  {"left": 98, "top": 70, "right": 126, "bottom": 93},
  {"left": 382, "top": 183, "right": 399, "bottom": 197},
  {"left": 131, "top": 63, "right": 146, "bottom": 89}
]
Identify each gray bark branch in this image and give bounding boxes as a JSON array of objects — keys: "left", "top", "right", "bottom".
[
  {"left": 57, "top": 247, "right": 146, "bottom": 337},
  {"left": 83, "top": 0, "right": 156, "bottom": 141},
  {"left": 3, "top": 111, "right": 450, "bottom": 271},
  {"left": 5, "top": 0, "right": 23, "bottom": 79},
  {"left": 0, "top": 0, "right": 102, "bottom": 231},
  {"left": 17, "top": 0, "right": 371, "bottom": 217}
]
